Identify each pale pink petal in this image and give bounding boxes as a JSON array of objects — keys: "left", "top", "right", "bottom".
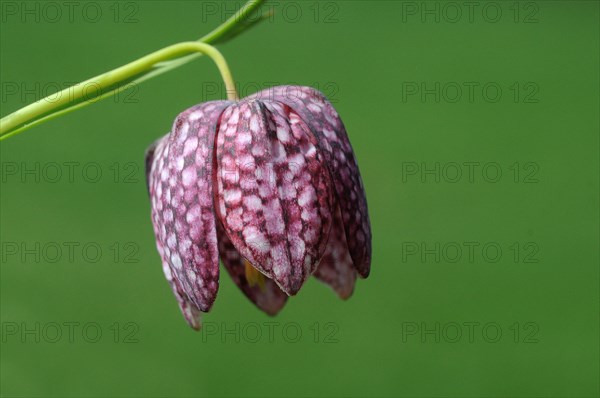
[
  {"left": 217, "top": 221, "right": 288, "bottom": 315},
  {"left": 215, "top": 100, "right": 334, "bottom": 295},
  {"left": 146, "top": 101, "right": 231, "bottom": 319},
  {"left": 249, "top": 86, "right": 372, "bottom": 278}
]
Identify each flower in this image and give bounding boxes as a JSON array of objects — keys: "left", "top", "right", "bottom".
[{"left": 145, "top": 86, "right": 371, "bottom": 329}]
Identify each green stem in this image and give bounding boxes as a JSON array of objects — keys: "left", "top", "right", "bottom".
[
  {"left": 0, "top": 42, "right": 237, "bottom": 139},
  {"left": 0, "top": 0, "right": 266, "bottom": 141}
]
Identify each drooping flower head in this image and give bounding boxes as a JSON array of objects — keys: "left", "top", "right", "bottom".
[{"left": 145, "top": 86, "right": 371, "bottom": 329}]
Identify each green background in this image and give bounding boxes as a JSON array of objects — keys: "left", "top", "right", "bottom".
[{"left": 1, "top": 1, "right": 598, "bottom": 397}]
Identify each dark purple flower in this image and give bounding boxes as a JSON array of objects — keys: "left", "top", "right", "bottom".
[{"left": 145, "top": 86, "right": 371, "bottom": 329}]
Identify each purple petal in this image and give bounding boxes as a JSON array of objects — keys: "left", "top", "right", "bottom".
[
  {"left": 217, "top": 221, "right": 288, "bottom": 315},
  {"left": 249, "top": 86, "right": 372, "bottom": 278},
  {"left": 147, "top": 101, "right": 231, "bottom": 315},
  {"left": 215, "top": 100, "right": 334, "bottom": 295},
  {"left": 314, "top": 205, "right": 357, "bottom": 299},
  {"left": 161, "top": 259, "right": 202, "bottom": 330},
  {"left": 144, "top": 138, "right": 160, "bottom": 195}
]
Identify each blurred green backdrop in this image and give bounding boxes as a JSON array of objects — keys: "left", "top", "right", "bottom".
[{"left": 1, "top": 1, "right": 598, "bottom": 397}]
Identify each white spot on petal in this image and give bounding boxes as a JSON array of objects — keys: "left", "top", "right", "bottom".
[
  {"left": 250, "top": 115, "right": 260, "bottom": 133},
  {"left": 183, "top": 137, "right": 198, "bottom": 156},
  {"left": 277, "top": 127, "right": 290, "bottom": 143},
  {"left": 308, "top": 104, "right": 322, "bottom": 113},
  {"left": 171, "top": 253, "right": 182, "bottom": 269},
  {"left": 244, "top": 195, "right": 262, "bottom": 211},
  {"left": 224, "top": 189, "right": 242, "bottom": 204},
  {"left": 182, "top": 167, "right": 197, "bottom": 187}
]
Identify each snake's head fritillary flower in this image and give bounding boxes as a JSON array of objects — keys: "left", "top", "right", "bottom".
[{"left": 145, "top": 86, "right": 371, "bottom": 329}]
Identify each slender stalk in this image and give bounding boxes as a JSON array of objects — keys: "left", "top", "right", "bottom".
[
  {"left": 0, "top": 0, "right": 266, "bottom": 140},
  {"left": 0, "top": 42, "right": 237, "bottom": 139}
]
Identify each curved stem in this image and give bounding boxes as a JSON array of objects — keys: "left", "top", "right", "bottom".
[
  {"left": 0, "top": 0, "right": 267, "bottom": 141},
  {"left": 0, "top": 42, "right": 238, "bottom": 139}
]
